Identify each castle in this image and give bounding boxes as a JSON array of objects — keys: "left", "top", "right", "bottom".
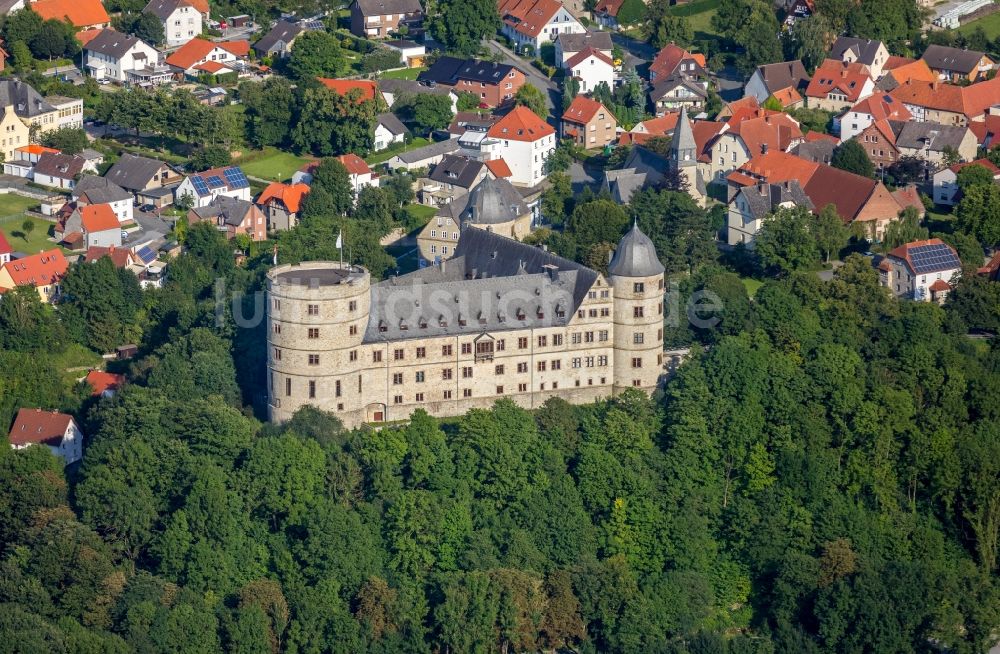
[{"left": 266, "top": 224, "right": 668, "bottom": 427}]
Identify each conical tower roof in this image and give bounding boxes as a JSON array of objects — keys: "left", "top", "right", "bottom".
[
  {"left": 608, "top": 221, "right": 665, "bottom": 277},
  {"left": 670, "top": 105, "right": 696, "bottom": 168},
  {"left": 462, "top": 176, "right": 527, "bottom": 225}
]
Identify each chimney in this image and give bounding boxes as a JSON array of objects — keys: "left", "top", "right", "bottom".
[
  {"left": 543, "top": 263, "right": 558, "bottom": 281},
  {"left": 440, "top": 258, "right": 446, "bottom": 274},
  {"left": 761, "top": 143, "right": 769, "bottom": 154}
]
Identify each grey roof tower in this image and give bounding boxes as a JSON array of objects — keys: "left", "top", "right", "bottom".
[
  {"left": 460, "top": 176, "right": 529, "bottom": 225},
  {"left": 670, "top": 106, "right": 697, "bottom": 169},
  {"left": 608, "top": 221, "right": 665, "bottom": 277}
]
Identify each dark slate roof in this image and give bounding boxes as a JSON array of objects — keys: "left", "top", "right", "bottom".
[
  {"left": 74, "top": 174, "right": 132, "bottom": 203},
  {"left": 254, "top": 20, "right": 303, "bottom": 53},
  {"left": 428, "top": 154, "right": 485, "bottom": 189},
  {"left": 144, "top": 0, "right": 187, "bottom": 20},
  {"left": 419, "top": 56, "right": 519, "bottom": 86},
  {"left": 379, "top": 78, "right": 453, "bottom": 101},
  {"left": 921, "top": 44, "right": 986, "bottom": 74},
  {"left": 830, "top": 37, "right": 884, "bottom": 66},
  {"left": 792, "top": 139, "right": 835, "bottom": 164},
  {"left": 376, "top": 112, "right": 408, "bottom": 136},
  {"left": 890, "top": 120, "right": 971, "bottom": 152},
  {"left": 0, "top": 80, "right": 54, "bottom": 118},
  {"left": 365, "top": 227, "right": 599, "bottom": 342},
  {"left": 84, "top": 29, "right": 144, "bottom": 58},
  {"left": 191, "top": 195, "right": 254, "bottom": 226},
  {"left": 441, "top": 175, "right": 528, "bottom": 225},
  {"left": 602, "top": 168, "right": 647, "bottom": 204},
  {"left": 649, "top": 76, "right": 707, "bottom": 101},
  {"left": 608, "top": 222, "right": 664, "bottom": 277},
  {"left": 104, "top": 153, "right": 172, "bottom": 192},
  {"left": 753, "top": 60, "right": 811, "bottom": 95},
  {"left": 353, "top": 0, "right": 421, "bottom": 17},
  {"left": 392, "top": 139, "right": 460, "bottom": 164},
  {"left": 556, "top": 30, "right": 613, "bottom": 53},
  {"left": 621, "top": 147, "right": 669, "bottom": 186},
  {"left": 734, "top": 181, "right": 813, "bottom": 220}
]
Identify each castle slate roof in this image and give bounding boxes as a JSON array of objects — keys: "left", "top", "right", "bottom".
[
  {"left": 440, "top": 176, "right": 528, "bottom": 225},
  {"left": 364, "top": 227, "right": 599, "bottom": 342},
  {"left": 608, "top": 222, "right": 664, "bottom": 277}
]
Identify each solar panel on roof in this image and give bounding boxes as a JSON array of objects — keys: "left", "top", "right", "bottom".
[
  {"left": 207, "top": 175, "right": 225, "bottom": 188},
  {"left": 909, "top": 243, "right": 961, "bottom": 274},
  {"left": 136, "top": 246, "right": 156, "bottom": 264},
  {"left": 223, "top": 167, "right": 248, "bottom": 188},
  {"left": 190, "top": 176, "right": 209, "bottom": 196}
]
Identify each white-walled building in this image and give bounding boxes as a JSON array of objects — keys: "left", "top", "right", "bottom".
[
  {"left": 486, "top": 106, "right": 556, "bottom": 187},
  {"left": 499, "top": 0, "right": 585, "bottom": 53},
  {"left": 878, "top": 238, "right": 962, "bottom": 303},
  {"left": 83, "top": 29, "right": 160, "bottom": 82},
  {"left": 175, "top": 166, "right": 252, "bottom": 208},
  {"left": 7, "top": 408, "right": 84, "bottom": 465},
  {"left": 931, "top": 158, "right": 1000, "bottom": 206},
  {"left": 839, "top": 93, "right": 912, "bottom": 143},
  {"left": 73, "top": 175, "right": 135, "bottom": 224},
  {"left": 565, "top": 47, "right": 615, "bottom": 93},
  {"left": 145, "top": 0, "right": 203, "bottom": 46}
]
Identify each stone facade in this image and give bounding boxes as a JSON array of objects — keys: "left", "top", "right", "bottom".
[{"left": 267, "top": 227, "right": 667, "bottom": 427}]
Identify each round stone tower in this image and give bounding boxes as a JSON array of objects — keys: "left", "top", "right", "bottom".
[
  {"left": 266, "top": 261, "right": 371, "bottom": 423},
  {"left": 609, "top": 222, "right": 666, "bottom": 394}
]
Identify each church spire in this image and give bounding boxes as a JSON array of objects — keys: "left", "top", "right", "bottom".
[{"left": 671, "top": 105, "right": 696, "bottom": 169}]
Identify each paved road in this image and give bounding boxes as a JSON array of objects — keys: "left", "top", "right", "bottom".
[
  {"left": 610, "top": 32, "right": 656, "bottom": 66},
  {"left": 485, "top": 39, "right": 559, "bottom": 112}
]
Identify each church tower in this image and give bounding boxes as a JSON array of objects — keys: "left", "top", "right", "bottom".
[
  {"left": 609, "top": 222, "right": 666, "bottom": 394},
  {"left": 669, "top": 106, "right": 697, "bottom": 171}
]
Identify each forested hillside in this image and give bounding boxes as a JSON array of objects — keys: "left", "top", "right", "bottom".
[{"left": 1, "top": 219, "right": 999, "bottom": 653}]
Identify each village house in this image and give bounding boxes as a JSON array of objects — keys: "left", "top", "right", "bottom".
[
  {"left": 417, "top": 176, "right": 533, "bottom": 264},
  {"left": 336, "top": 154, "right": 380, "bottom": 199},
  {"left": 61, "top": 204, "right": 122, "bottom": 249},
  {"left": 829, "top": 36, "right": 889, "bottom": 78},
  {"left": 839, "top": 94, "right": 913, "bottom": 142},
  {"left": 0, "top": 230, "right": 10, "bottom": 265},
  {"left": 256, "top": 181, "right": 310, "bottom": 231},
  {"left": 565, "top": 47, "right": 615, "bottom": 93},
  {"left": 649, "top": 76, "right": 708, "bottom": 116},
  {"left": 6, "top": 408, "right": 83, "bottom": 465},
  {"left": 745, "top": 60, "right": 811, "bottom": 104},
  {"left": 648, "top": 43, "right": 706, "bottom": 84},
  {"left": 485, "top": 105, "right": 555, "bottom": 187},
  {"left": 30, "top": 0, "right": 109, "bottom": 31},
  {"left": 379, "top": 79, "right": 458, "bottom": 115},
  {"left": 349, "top": 0, "right": 423, "bottom": 39},
  {"left": 374, "top": 113, "right": 408, "bottom": 151},
  {"left": 554, "top": 31, "right": 613, "bottom": 66},
  {"left": 0, "top": 248, "right": 68, "bottom": 301},
  {"left": 0, "top": 104, "right": 28, "bottom": 161},
  {"left": 727, "top": 180, "right": 813, "bottom": 246},
  {"left": 853, "top": 119, "right": 901, "bottom": 172},
  {"left": 175, "top": 165, "right": 252, "bottom": 208},
  {"left": 876, "top": 58, "right": 937, "bottom": 92},
  {"left": 145, "top": 0, "right": 203, "bottom": 46},
  {"left": 891, "top": 121, "right": 978, "bottom": 168},
  {"left": 618, "top": 113, "right": 679, "bottom": 146},
  {"left": 889, "top": 77, "right": 1000, "bottom": 126},
  {"left": 702, "top": 111, "right": 803, "bottom": 184},
  {"left": 104, "top": 153, "right": 183, "bottom": 207},
  {"left": 165, "top": 38, "right": 250, "bottom": 77},
  {"left": 73, "top": 175, "right": 134, "bottom": 224},
  {"left": 932, "top": 158, "right": 1000, "bottom": 205},
  {"left": 562, "top": 95, "right": 616, "bottom": 148},
  {"left": 253, "top": 20, "right": 303, "bottom": 59},
  {"left": 592, "top": 0, "right": 623, "bottom": 29},
  {"left": 83, "top": 244, "right": 137, "bottom": 268},
  {"left": 804, "top": 59, "right": 875, "bottom": 113},
  {"left": 188, "top": 196, "right": 267, "bottom": 241},
  {"left": 385, "top": 139, "right": 461, "bottom": 171},
  {"left": 84, "top": 370, "right": 125, "bottom": 398},
  {"left": 418, "top": 154, "right": 492, "bottom": 206},
  {"left": 498, "top": 0, "right": 585, "bottom": 54},
  {"left": 32, "top": 152, "right": 87, "bottom": 189},
  {"left": 46, "top": 96, "right": 84, "bottom": 131},
  {"left": 418, "top": 57, "right": 527, "bottom": 108},
  {"left": 921, "top": 44, "right": 995, "bottom": 83},
  {"left": 83, "top": 29, "right": 159, "bottom": 83},
  {"left": 878, "top": 238, "right": 962, "bottom": 303}
]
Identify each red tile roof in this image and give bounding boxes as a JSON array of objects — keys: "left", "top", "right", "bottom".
[
  {"left": 0, "top": 230, "right": 10, "bottom": 256},
  {"left": 85, "top": 370, "right": 125, "bottom": 396},
  {"left": 562, "top": 95, "right": 606, "bottom": 124},
  {"left": 317, "top": 78, "right": 379, "bottom": 101},
  {"left": 884, "top": 55, "right": 916, "bottom": 70},
  {"left": 888, "top": 238, "right": 959, "bottom": 272},
  {"left": 948, "top": 157, "right": 1000, "bottom": 176},
  {"left": 565, "top": 46, "right": 614, "bottom": 69},
  {"left": 16, "top": 144, "right": 59, "bottom": 156},
  {"left": 7, "top": 408, "right": 76, "bottom": 447},
  {"left": 76, "top": 28, "right": 104, "bottom": 46},
  {"left": 335, "top": 153, "right": 372, "bottom": 176},
  {"left": 649, "top": 43, "right": 702, "bottom": 81},
  {"left": 890, "top": 77, "right": 1000, "bottom": 119},
  {"left": 166, "top": 38, "right": 248, "bottom": 70},
  {"left": 500, "top": 0, "right": 563, "bottom": 38},
  {"left": 188, "top": 0, "right": 209, "bottom": 13},
  {"left": 805, "top": 59, "right": 872, "bottom": 103},
  {"left": 723, "top": 96, "right": 759, "bottom": 116},
  {"left": 692, "top": 120, "right": 727, "bottom": 161},
  {"left": 803, "top": 165, "right": 880, "bottom": 224},
  {"left": 488, "top": 105, "right": 555, "bottom": 142},
  {"left": 84, "top": 245, "right": 134, "bottom": 267},
  {"left": 887, "top": 59, "right": 936, "bottom": 85},
  {"left": 728, "top": 112, "right": 804, "bottom": 157},
  {"left": 31, "top": 0, "right": 109, "bottom": 28},
  {"left": 929, "top": 279, "right": 951, "bottom": 292},
  {"left": 891, "top": 185, "right": 924, "bottom": 215},
  {"left": 804, "top": 131, "right": 838, "bottom": 144},
  {"left": 849, "top": 93, "right": 912, "bottom": 122},
  {"left": 593, "top": 0, "right": 624, "bottom": 16},
  {"left": 256, "top": 182, "right": 310, "bottom": 213},
  {"left": 770, "top": 86, "right": 803, "bottom": 108},
  {"left": 485, "top": 158, "right": 512, "bottom": 178},
  {"left": 978, "top": 251, "right": 1000, "bottom": 276},
  {"left": 1, "top": 248, "right": 68, "bottom": 288},
  {"left": 80, "top": 204, "right": 120, "bottom": 232},
  {"left": 194, "top": 61, "right": 231, "bottom": 73}
]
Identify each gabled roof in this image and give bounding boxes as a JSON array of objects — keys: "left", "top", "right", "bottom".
[
  {"left": 256, "top": 182, "right": 310, "bottom": 213},
  {"left": 485, "top": 158, "right": 512, "bottom": 178},
  {"left": 727, "top": 112, "right": 803, "bottom": 157},
  {"left": 556, "top": 30, "right": 613, "bottom": 54},
  {"left": 84, "top": 245, "right": 134, "bottom": 267},
  {"left": 650, "top": 75, "right": 708, "bottom": 101},
  {"left": 0, "top": 81, "right": 54, "bottom": 118},
  {"left": 830, "top": 36, "right": 885, "bottom": 66},
  {"left": 185, "top": 165, "right": 250, "bottom": 197},
  {"left": 7, "top": 408, "right": 76, "bottom": 447},
  {"left": 0, "top": 230, "right": 10, "bottom": 255},
  {"left": 103, "top": 153, "right": 174, "bottom": 192},
  {"left": 888, "top": 238, "right": 962, "bottom": 274},
  {"left": 885, "top": 59, "right": 936, "bottom": 87},
  {"left": 921, "top": 44, "right": 989, "bottom": 74},
  {"left": 442, "top": 175, "right": 529, "bottom": 225},
  {"left": 890, "top": 120, "right": 972, "bottom": 152},
  {"left": 194, "top": 61, "right": 232, "bottom": 74},
  {"left": 884, "top": 55, "right": 916, "bottom": 70},
  {"left": 0, "top": 248, "right": 68, "bottom": 288},
  {"left": 733, "top": 181, "right": 813, "bottom": 219},
  {"left": 144, "top": 0, "right": 198, "bottom": 20},
  {"left": 500, "top": 0, "right": 566, "bottom": 38},
  {"left": 85, "top": 370, "right": 125, "bottom": 396},
  {"left": 889, "top": 77, "right": 1000, "bottom": 119},
  {"left": 891, "top": 185, "right": 924, "bottom": 215},
  {"left": 190, "top": 195, "right": 255, "bottom": 226},
  {"left": 34, "top": 152, "right": 85, "bottom": 179},
  {"left": 802, "top": 165, "right": 880, "bottom": 223},
  {"left": 166, "top": 38, "right": 248, "bottom": 70},
  {"left": 353, "top": 0, "right": 421, "bottom": 17},
  {"left": 565, "top": 46, "right": 614, "bottom": 69},
  {"left": 428, "top": 154, "right": 485, "bottom": 189},
  {"left": 82, "top": 28, "right": 146, "bottom": 58},
  {"left": 336, "top": 153, "right": 372, "bottom": 176},
  {"left": 254, "top": 20, "right": 303, "bottom": 53},
  {"left": 80, "top": 204, "right": 119, "bottom": 232},
  {"left": 376, "top": 112, "right": 408, "bottom": 136},
  {"left": 848, "top": 93, "right": 911, "bottom": 122},
  {"left": 967, "top": 114, "right": 1000, "bottom": 146},
  {"left": 729, "top": 151, "right": 820, "bottom": 185},
  {"left": 947, "top": 158, "right": 1000, "bottom": 176},
  {"left": 31, "top": 0, "right": 109, "bottom": 27},
  {"left": 752, "top": 60, "right": 811, "bottom": 95},
  {"left": 487, "top": 106, "right": 554, "bottom": 142},
  {"left": 805, "top": 59, "right": 872, "bottom": 102},
  {"left": 562, "top": 95, "right": 608, "bottom": 124},
  {"left": 770, "top": 86, "right": 803, "bottom": 107},
  {"left": 316, "top": 78, "right": 379, "bottom": 101},
  {"left": 649, "top": 43, "right": 704, "bottom": 81},
  {"left": 419, "top": 56, "right": 521, "bottom": 86},
  {"left": 593, "top": 0, "right": 623, "bottom": 16}
]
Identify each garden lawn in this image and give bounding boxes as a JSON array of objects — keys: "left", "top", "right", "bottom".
[
  {"left": 0, "top": 194, "right": 40, "bottom": 215},
  {"left": 956, "top": 11, "right": 1000, "bottom": 40},
  {"left": 741, "top": 277, "right": 763, "bottom": 298},
  {"left": 381, "top": 66, "right": 426, "bottom": 80},
  {"left": 402, "top": 203, "right": 437, "bottom": 232},
  {"left": 0, "top": 214, "right": 59, "bottom": 255},
  {"left": 239, "top": 148, "right": 315, "bottom": 182},
  {"left": 366, "top": 137, "right": 430, "bottom": 165}
]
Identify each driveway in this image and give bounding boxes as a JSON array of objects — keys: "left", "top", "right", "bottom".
[
  {"left": 610, "top": 32, "right": 655, "bottom": 65},
  {"left": 485, "top": 39, "right": 559, "bottom": 113},
  {"left": 126, "top": 210, "right": 175, "bottom": 248},
  {"left": 714, "top": 66, "right": 746, "bottom": 103}
]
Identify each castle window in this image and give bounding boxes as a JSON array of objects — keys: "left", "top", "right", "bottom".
[
  {"left": 415, "top": 393, "right": 424, "bottom": 402},
  {"left": 537, "top": 361, "right": 546, "bottom": 372},
  {"left": 599, "top": 330, "right": 608, "bottom": 342},
  {"left": 516, "top": 309, "right": 526, "bottom": 320},
  {"left": 585, "top": 332, "right": 594, "bottom": 343},
  {"left": 633, "top": 380, "right": 642, "bottom": 387},
  {"left": 551, "top": 359, "right": 561, "bottom": 370},
  {"left": 273, "top": 324, "right": 281, "bottom": 334},
  {"left": 308, "top": 354, "right": 319, "bottom": 365},
  {"left": 350, "top": 350, "right": 357, "bottom": 362},
  {"left": 634, "top": 306, "right": 644, "bottom": 318},
  {"left": 308, "top": 304, "right": 319, "bottom": 316},
  {"left": 335, "top": 380, "right": 341, "bottom": 397},
  {"left": 337, "top": 403, "right": 344, "bottom": 411},
  {"left": 517, "top": 362, "right": 528, "bottom": 373},
  {"left": 463, "top": 388, "right": 472, "bottom": 397},
  {"left": 538, "top": 335, "right": 547, "bottom": 347},
  {"left": 416, "top": 371, "right": 425, "bottom": 382},
  {"left": 495, "top": 364, "right": 505, "bottom": 375},
  {"left": 633, "top": 282, "right": 645, "bottom": 293},
  {"left": 443, "top": 390, "right": 453, "bottom": 399},
  {"left": 416, "top": 347, "right": 426, "bottom": 358},
  {"left": 462, "top": 367, "right": 473, "bottom": 378},
  {"left": 379, "top": 321, "right": 387, "bottom": 333},
  {"left": 588, "top": 291, "right": 596, "bottom": 299},
  {"left": 598, "top": 355, "right": 608, "bottom": 366},
  {"left": 274, "top": 348, "right": 282, "bottom": 360},
  {"left": 394, "top": 395, "right": 403, "bottom": 404},
  {"left": 572, "top": 358, "right": 581, "bottom": 368},
  {"left": 577, "top": 310, "right": 585, "bottom": 318},
  {"left": 442, "top": 345, "right": 453, "bottom": 356},
  {"left": 393, "top": 373, "right": 403, "bottom": 385},
  {"left": 518, "top": 383, "right": 527, "bottom": 392},
  {"left": 309, "top": 381, "right": 316, "bottom": 398},
  {"left": 631, "top": 357, "right": 642, "bottom": 368},
  {"left": 540, "top": 382, "right": 546, "bottom": 391},
  {"left": 349, "top": 325, "right": 357, "bottom": 336},
  {"left": 496, "top": 339, "right": 505, "bottom": 351},
  {"left": 552, "top": 381, "right": 558, "bottom": 389},
  {"left": 601, "top": 290, "right": 609, "bottom": 298},
  {"left": 496, "top": 385, "right": 504, "bottom": 394},
  {"left": 658, "top": 302, "right": 663, "bottom": 315},
  {"left": 442, "top": 368, "right": 453, "bottom": 380},
  {"left": 285, "top": 378, "right": 291, "bottom": 396},
  {"left": 518, "top": 337, "right": 528, "bottom": 349},
  {"left": 585, "top": 357, "right": 594, "bottom": 367},
  {"left": 394, "top": 348, "right": 404, "bottom": 360},
  {"left": 634, "top": 332, "right": 644, "bottom": 345},
  {"left": 273, "top": 299, "right": 280, "bottom": 310},
  {"left": 571, "top": 333, "right": 581, "bottom": 344},
  {"left": 553, "top": 334, "right": 563, "bottom": 346},
  {"left": 588, "top": 309, "right": 597, "bottom": 317},
  {"left": 308, "top": 328, "right": 319, "bottom": 339},
  {"left": 461, "top": 343, "right": 472, "bottom": 355},
  {"left": 349, "top": 300, "right": 357, "bottom": 311},
  {"left": 601, "top": 308, "right": 610, "bottom": 317},
  {"left": 373, "top": 351, "right": 383, "bottom": 363}
]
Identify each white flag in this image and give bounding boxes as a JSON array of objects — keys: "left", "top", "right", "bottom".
[{"left": 336, "top": 230, "right": 342, "bottom": 250}]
